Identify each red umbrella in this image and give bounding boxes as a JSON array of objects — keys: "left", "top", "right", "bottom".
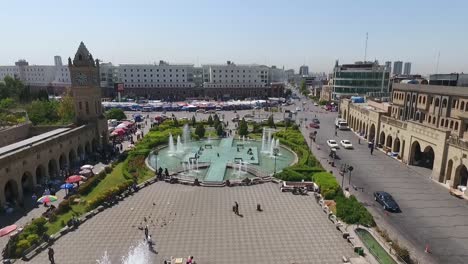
[
  {"left": 113, "top": 128, "right": 126, "bottom": 136},
  {"left": 66, "top": 175, "right": 83, "bottom": 183},
  {"left": 0, "top": 225, "right": 17, "bottom": 237}
]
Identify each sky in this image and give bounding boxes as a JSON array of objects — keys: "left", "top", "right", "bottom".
[{"left": 1, "top": 0, "right": 467, "bottom": 75}]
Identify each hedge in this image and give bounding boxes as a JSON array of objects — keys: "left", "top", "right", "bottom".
[
  {"left": 313, "top": 171, "right": 341, "bottom": 199},
  {"left": 335, "top": 194, "right": 375, "bottom": 227}
]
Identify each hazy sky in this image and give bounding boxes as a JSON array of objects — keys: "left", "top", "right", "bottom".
[{"left": 2, "top": 0, "right": 467, "bottom": 74}]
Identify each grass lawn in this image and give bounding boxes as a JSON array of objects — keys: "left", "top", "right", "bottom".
[{"left": 356, "top": 229, "right": 397, "bottom": 264}]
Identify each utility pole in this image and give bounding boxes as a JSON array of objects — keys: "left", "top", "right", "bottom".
[{"left": 364, "top": 32, "right": 368, "bottom": 62}]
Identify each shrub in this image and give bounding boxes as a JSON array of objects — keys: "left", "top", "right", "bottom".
[
  {"left": 15, "top": 239, "right": 30, "bottom": 257},
  {"left": 56, "top": 199, "right": 71, "bottom": 214},
  {"left": 335, "top": 195, "right": 375, "bottom": 227},
  {"left": 313, "top": 172, "right": 340, "bottom": 199},
  {"left": 275, "top": 167, "right": 309, "bottom": 181},
  {"left": 104, "top": 166, "right": 112, "bottom": 173},
  {"left": 26, "top": 234, "right": 40, "bottom": 245}
]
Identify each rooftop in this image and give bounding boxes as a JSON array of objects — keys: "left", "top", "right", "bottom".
[{"left": 393, "top": 83, "right": 468, "bottom": 96}]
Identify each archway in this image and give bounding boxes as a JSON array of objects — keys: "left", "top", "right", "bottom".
[
  {"left": 343, "top": 110, "right": 347, "bottom": 120},
  {"left": 92, "top": 138, "right": 99, "bottom": 152},
  {"left": 85, "top": 141, "right": 91, "bottom": 154},
  {"left": 379, "top": 131, "right": 386, "bottom": 147},
  {"left": 48, "top": 159, "right": 58, "bottom": 178},
  {"left": 21, "top": 172, "right": 34, "bottom": 194},
  {"left": 59, "top": 153, "right": 68, "bottom": 170},
  {"left": 453, "top": 164, "right": 468, "bottom": 188},
  {"left": 36, "top": 165, "right": 46, "bottom": 185},
  {"left": 410, "top": 141, "right": 435, "bottom": 169},
  {"left": 369, "top": 124, "right": 376, "bottom": 142},
  {"left": 69, "top": 149, "right": 77, "bottom": 169},
  {"left": 386, "top": 135, "right": 393, "bottom": 148},
  {"left": 77, "top": 145, "right": 84, "bottom": 162},
  {"left": 393, "top": 137, "right": 401, "bottom": 153},
  {"left": 4, "top": 180, "right": 19, "bottom": 204},
  {"left": 444, "top": 159, "right": 453, "bottom": 183}
]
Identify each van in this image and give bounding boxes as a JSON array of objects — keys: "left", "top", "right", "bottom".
[{"left": 335, "top": 118, "right": 349, "bottom": 130}]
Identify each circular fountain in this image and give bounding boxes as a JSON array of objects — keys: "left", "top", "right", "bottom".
[{"left": 148, "top": 125, "right": 296, "bottom": 185}]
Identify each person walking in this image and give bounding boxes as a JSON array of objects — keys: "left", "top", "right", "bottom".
[
  {"left": 234, "top": 201, "right": 239, "bottom": 215},
  {"left": 48, "top": 247, "right": 55, "bottom": 264},
  {"left": 144, "top": 225, "right": 149, "bottom": 239}
]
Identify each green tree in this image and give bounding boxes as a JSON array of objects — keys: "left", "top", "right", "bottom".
[
  {"left": 284, "top": 88, "right": 292, "bottom": 98},
  {"left": 57, "top": 92, "right": 75, "bottom": 123},
  {"left": 216, "top": 123, "right": 224, "bottom": 136},
  {"left": 0, "top": 98, "right": 16, "bottom": 109},
  {"left": 299, "top": 79, "right": 308, "bottom": 96},
  {"left": 105, "top": 108, "right": 126, "bottom": 120},
  {"left": 0, "top": 76, "right": 24, "bottom": 100},
  {"left": 191, "top": 115, "right": 196, "bottom": 126},
  {"left": 27, "top": 100, "right": 59, "bottom": 125},
  {"left": 207, "top": 115, "right": 213, "bottom": 126},
  {"left": 195, "top": 123, "right": 205, "bottom": 138},
  {"left": 267, "top": 115, "right": 275, "bottom": 128},
  {"left": 238, "top": 118, "right": 248, "bottom": 136},
  {"left": 173, "top": 117, "right": 179, "bottom": 127}
]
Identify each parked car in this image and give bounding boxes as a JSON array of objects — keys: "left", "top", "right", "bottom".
[
  {"left": 196, "top": 109, "right": 205, "bottom": 113},
  {"left": 309, "top": 123, "right": 320, "bottom": 129},
  {"left": 340, "top": 140, "right": 353, "bottom": 149},
  {"left": 244, "top": 114, "right": 254, "bottom": 118},
  {"left": 312, "top": 118, "right": 320, "bottom": 124},
  {"left": 374, "top": 191, "right": 400, "bottom": 212},
  {"left": 327, "top": 139, "right": 339, "bottom": 148},
  {"left": 314, "top": 102, "right": 319, "bottom": 106}
]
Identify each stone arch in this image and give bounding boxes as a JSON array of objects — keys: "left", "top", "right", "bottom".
[
  {"left": 369, "top": 124, "right": 376, "bottom": 142},
  {"left": 343, "top": 109, "right": 347, "bottom": 120},
  {"left": 36, "top": 165, "right": 46, "bottom": 185},
  {"left": 386, "top": 135, "right": 393, "bottom": 148},
  {"left": 69, "top": 149, "right": 77, "bottom": 169},
  {"left": 393, "top": 137, "right": 401, "bottom": 153},
  {"left": 410, "top": 141, "right": 435, "bottom": 169},
  {"left": 77, "top": 145, "right": 84, "bottom": 162},
  {"left": 453, "top": 164, "right": 468, "bottom": 188},
  {"left": 85, "top": 141, "right": 91, "bottom": 154},
  {"left": 379, "top": 131, "right": 386, "bottom": 147},
  {"left": 48, "top": 159, "right": 58, "bottom": 178},
  {"left": 59, "top": 153, "right": 68, "bottom": 170},
  {"left": 21, "top": 171, "right": 34, "bottom": 194},
  {"left": 92, "top": 138, "right": 99, "bottom": 152},
  {"left": 4, "top": 179, "right": 19, "bottom": 204},
  {"left": 444, "top": 159, "right": 453, "bottom": 183}
]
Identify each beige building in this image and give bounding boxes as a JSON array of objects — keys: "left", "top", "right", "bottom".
[
  {"left": 0, "top": 42, "right": 108, "bottom": 206},
  {"left": 340, "top": 83, "right": 468, "bottom": 194}
]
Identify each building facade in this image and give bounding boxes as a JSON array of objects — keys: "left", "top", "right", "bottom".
[
  {"left": 332, "top": 61, "right": 390, "bottom": 100},
  {"left": 429, "top": 73, "right": 468, "bottom": 87},
  {"left": 0, "top": 42, "right": 107, "bottom": 206},
  {"left": 403, "top": 62, "right": 412, "bottom": 75},
  {"left": 340, "top": 83, "right": 468, "bottom": 194},
  {"left": 0, "top": 57, "right": 71, "bottom": 94},
  {"left": 299, "top": 65, "right": 309, "bottom": 76},
  {"left": 393, "top": 61, "right": 403, "bottom": 75}
]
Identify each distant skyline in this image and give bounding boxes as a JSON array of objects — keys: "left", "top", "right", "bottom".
[{"left": 2, "top": 0, "right": 467, "bottom": 75}]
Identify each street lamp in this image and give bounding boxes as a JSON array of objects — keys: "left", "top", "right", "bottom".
[
  {"left": 348, "top": 166, "right": 354, "bottom": 185},
  {"left": 273, "top": 147, "right": 280, "bottom": 176}
]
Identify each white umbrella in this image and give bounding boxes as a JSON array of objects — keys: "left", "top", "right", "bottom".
[
  {"left": 116, "top": 123, "right": 128, "bottom": 129},
  {"left": 79, "top": 169, "right": 93, "bottom": 176},
  {"left": 80, "top": 165, "right": 94, "bottom": 170}
]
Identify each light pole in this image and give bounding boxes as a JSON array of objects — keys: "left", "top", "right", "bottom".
[
  {"left": 273, "top": 147, "right": 279, "bottom": 176},
  {"left": 348, "top": 166, "right": 354, "bottom": 186}
]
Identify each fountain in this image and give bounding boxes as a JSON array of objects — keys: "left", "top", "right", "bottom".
[
  {"left": 207, "top": 135, "right": 211, "bottom": 143},
  {"left": 269, "top": 138, "right": 275, "bottom": 156},
  {"left": 276, "top": 139, "right": 280, "bottom": 149},
  {"left": 176, "top": 135, "right": 183, "bottom": 153},
  {"left": 267, "top": 130, "right": 272, "bottom": 151},
  {"left": 168, "top": 134, "right": 175, "bottom": 153},
  {"left": 96, "top": 240, "right": 152, "bottom": 264},
  {"left": 242, "top": 135, "right": 245, "bottom": 144},
  {"left": 183, "top": 124, "right": 190, "bottom": 145},
  {"left": 261, "top": 128, "right": 266, "bottom": 152}
]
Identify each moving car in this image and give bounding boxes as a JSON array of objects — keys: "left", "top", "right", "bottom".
[
  {"left": 309, "top": 123, "right": 320, "bottom": 129},
  {"left": 196, "top": 109, "right": 205, "bottom": 113},
  {"left": 244, "top": 114, "right": 254, "bottom": 118},
  {"left": 335, "top": 118, "right": 350, "bottom": 130},
  {"left": 374, "top": 191, "right": 400, "bottom": 212},
  {"left": 314, "top": 103, "right": 319, "bottom": 106},
  {"left": 327, "top": 139, "right": 339, "bottom": 148},
  {"left": 312, "top": 118, "right": 320, "bottom": 124},
  {"left": 340, "top": 140, "right": 353, "bottom": 149}
]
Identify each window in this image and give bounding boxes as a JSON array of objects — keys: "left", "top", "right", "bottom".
[
  {"left": 85, "top": 102, "right": 89, "bottom": 114},
  {"left": 465, "top": 102, "right": 468, "bottom": 112},
  {"left": 461, "top": 101, "right": 465, "bottom": 110},
  {"left": 442, "top": 99, "right": 447, "bottom": 108},
  {"left": 435, "top": 98, "right": 440, "bottom": 107},
  {"left": 455, "top": 122, "right": 459, "bottom": 130},
  {"left": 452, "top": 99, "right": 457, "bottom": 108},
  {"left": 79, "top": 102, "right": 82, "bottom": 110}
]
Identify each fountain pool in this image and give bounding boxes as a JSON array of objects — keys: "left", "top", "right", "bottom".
[{"left": 148, "top": 137, "right": 296, "bottom": 182}]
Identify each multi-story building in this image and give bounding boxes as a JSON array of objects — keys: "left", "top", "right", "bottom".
[
  {"left": 393, "top": 61, "right": 403, "bottom": 75},
  {"left": 269, "top": 66, "right": 287, "bottom": 83},
  {"left": 299, "top": 65, "right": 309, "bottom": 76},
  {"left": 403, "top": 62, "right": 411, "bottom": 75},
  {"left": 340, "top": 83, "right": 468, "bottom": 194},
  {"left": 0, "top": 56, "right": 71, "bottom": 94},
  {"left": 99, "top": 62, "right": 119, "bottom": 97},
  {"left": 429, "top": 73, "right": 468, "bottom": 87},
  {"left": 385, "top": 61, "right": 392, "bottom": 73},
  {"left": 332, "top": 60, "right": 390, "bottom": 100}
]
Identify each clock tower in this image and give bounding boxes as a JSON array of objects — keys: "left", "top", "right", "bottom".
[{"left": 69, "top": 42, "right": 108, "bottom": 148}]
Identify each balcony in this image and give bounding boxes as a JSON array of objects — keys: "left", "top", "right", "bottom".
[
  {"left": 381, "top": 116, "right": 407, "bottom": 129},
  {"left": 448, "top": 136, "right": 468, "bottom": 151}
]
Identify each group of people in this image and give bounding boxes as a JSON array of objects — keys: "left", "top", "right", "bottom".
[{"left": 157, "top": 167, "right": 170, "bottom": 180}]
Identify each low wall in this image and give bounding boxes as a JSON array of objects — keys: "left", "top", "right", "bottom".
[{"left": 0, "top": 122, "right": 31, "bottom": 147}]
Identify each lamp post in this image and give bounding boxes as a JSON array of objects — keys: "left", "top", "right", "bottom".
[
  {"left": 348, "top": 166, "right": 354, "bottom": 186},
  {"left": 273, "top": 147, "right": 279, "bottom": 176}
]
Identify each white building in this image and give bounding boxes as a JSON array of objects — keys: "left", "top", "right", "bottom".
[
  {"left": 269, "top": 66, "right": 287, "bottom": 83},
  {"left": 202, "top": 61, "right": 268, "bottom": 89},
  {"left": 0, "top": 56, "right": 70, "bottom": 93},
  {"left": 117, "top": 60, "right": 195, "bottom": 89}
]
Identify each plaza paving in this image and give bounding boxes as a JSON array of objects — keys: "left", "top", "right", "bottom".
[{"left": 26, "top": 182, "right": 354, "bottom": 264}]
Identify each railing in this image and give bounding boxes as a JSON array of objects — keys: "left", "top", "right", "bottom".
[
  {"left": 448, "top": 136, "right": 468, "bottom": 150},
  {"left": 381, "top": 116, "right": 407, "bottom": 129}
]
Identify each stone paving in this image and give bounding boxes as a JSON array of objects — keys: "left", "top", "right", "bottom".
[{"left": 25, "top": 182, "right": 354, "bottom": 264}]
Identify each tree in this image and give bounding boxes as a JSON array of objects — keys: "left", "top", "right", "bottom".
[
  {"left": 299, "top": 79, "right": 308, "bottom": 96},
  {"left": 191, "top": 115, "right": 196, "bottom": 126},
  {"left": 27, "top": 100, "right": 59, "bottom": 125},
  {"left": 0, "top": 76, "right": 24, "bottom": 100},
  {"left": 207, "top": 115, "right": 213, "bottom": 126},
  {"left": 105, "top": 108, "right": 126, "bottom": 120},
  {"left": 57, "top": 92, "right": 75, "bottom": 123},
  {"left": 173, "top": 117, "right": 179, "bottom": 127},
  {"left": 216, "top": 123, "right": 224, "bottom": 136},
  {"left": 195, "top": 123, "right": 205, "bottom": 138},
  {"left": 238, "top": 118, "right": 248, "bottom": 136},
  {"left": 0, "top": 98, "right": 16, "bottom": 109},
  {"left": 284, "top": 88, "right": 292, "bottom": 98},
  {"left": 267, "top": 115, "right": 275, "bottom": 128}
]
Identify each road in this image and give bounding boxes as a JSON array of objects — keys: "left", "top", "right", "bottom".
[{"left": 287, "top": 93, "right": 468, "bottom": 264}]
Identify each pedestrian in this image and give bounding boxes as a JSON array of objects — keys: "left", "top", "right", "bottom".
[
  {"left": 235, "top": 201, "right": 239, "bottom": 215},
  {"left": 358, "top": 138, "right": 361, "bottom": 144},
  {"left": 144, "top": 225, "right": 149, "bottom": 239},
  {"left": 48, "top": 247, "right": 55, "bottom": 264},
  {"left": 370, "top": 146, "right": 374, "bottom": 155},
  {"left": 31, "top": 193, "right": 37, "bottom": 207},
  {"left": 335, "top": 130, "right": 337, "bottom": 136},
  {"left": 164, "top": 168, "right": 169, "bottom": 178}
]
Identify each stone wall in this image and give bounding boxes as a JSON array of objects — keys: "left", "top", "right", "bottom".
[{"left": 0, "top": 122, "right": 31, "bottom": 148}]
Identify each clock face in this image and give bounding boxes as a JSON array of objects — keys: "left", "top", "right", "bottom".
[{"left": 75, "top": 73, "right": 88, "bottom": 86}]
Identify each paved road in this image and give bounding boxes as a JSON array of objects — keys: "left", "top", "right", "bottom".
[{"left": 285, "top": 93, "right": 468, "bottom": 264}]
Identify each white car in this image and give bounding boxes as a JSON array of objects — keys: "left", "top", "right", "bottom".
[
  {"left": 314, "top": 103, "right": 319, "bottom": 106},
  {"left": 340, "top": 140, "right": 353, "bottom": 149},
  {"left": 327, "top": 140, "right": 339, "bottom": 148}
]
